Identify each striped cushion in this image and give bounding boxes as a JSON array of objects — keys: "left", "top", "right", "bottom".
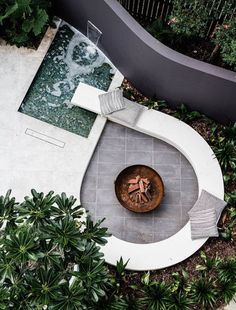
[
  {"left": 189, "top": 208, "right": 219, "bottom": 239},
  {"left": 109, "top": 98, "right": 144, "bottom": 127},
  {"left": 99, "top": 89, "right": 125, "bottom": 116},
  {"left": 188, "top": 189, "right": 227, "bottom": 220}
]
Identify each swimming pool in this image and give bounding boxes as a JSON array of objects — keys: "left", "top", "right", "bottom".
[{"left": 19, "top": 22, "right": 115, "bottom": 137}]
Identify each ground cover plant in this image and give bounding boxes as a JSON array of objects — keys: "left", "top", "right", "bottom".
[
  {"left": 0, "top": 190, "right": 111, "bottom": 309},
  {"left": 0, "top": 0, "right": 52, "bottom": 47},
  {"left": 135, "top": 0, "right": 236, "bottom": 71}
]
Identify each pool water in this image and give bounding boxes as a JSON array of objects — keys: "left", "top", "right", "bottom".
[{"left": 19, "top": 22, "right": 115, "bottom": 137}]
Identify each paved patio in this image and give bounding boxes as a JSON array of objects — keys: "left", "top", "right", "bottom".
[{"left": 81, "top": 121, "right": 198, "bottom": 243}]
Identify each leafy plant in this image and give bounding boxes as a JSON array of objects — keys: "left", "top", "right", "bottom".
[
  {"left": 139, "top": 281, "right": 171, "bottom": 310},
  {"left": 168, "top": 291, "right": 192, "bottom": 310},
  {"left": 108, "top": 295, "right": 141, "bottom": 310},
  {"left": 147, "top": 19, "right": 184, "bottom": 49},
  {"left": 173, "top": 103, "right": 202, "bottom": 123},
  {"left": 195, "top": 251, "right": 219, "bottom": 272},
  {"left": 116, "top": 257, "right": 130, "bottom": 278},
  {"left": 0, "top": 189, "right": 17, "bottom": 232},
  {"left": 217, "top": 258, "right": 236, "bottom": 283},
  {"left": 215, "top": 19, "right": 236, "bottom": 68},
  {"left": 170, "top": 270, "right": 189, "bottom": 293},
  {"left": 213, "top": 141, "right": 236, "bottom": 171},
  {"left": 218, "top": 279, "right": 236, "bottom": 304},
  {"left": 0, "top": 189, "right": 111, "bottom": 309},
  {"left": 0, "top": 0, "right": 52, "bottom": 46},
  {"left": 169, "top": 0, "right": 208, "bottom": 38},
  {"left": 190, "top": 277, "right": 218, "bottom": 309}
]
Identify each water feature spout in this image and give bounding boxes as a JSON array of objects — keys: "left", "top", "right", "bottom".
[{"left": 87, "top": 21, "right": 102, "bottom": 46}]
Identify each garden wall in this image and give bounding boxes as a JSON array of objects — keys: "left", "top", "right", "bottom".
[{"left": 54, "top": 0, "right": 236, "bottom": 123}]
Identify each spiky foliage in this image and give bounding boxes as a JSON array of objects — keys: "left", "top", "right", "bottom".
[
  {"left": 173, "top": 103, "right": 202, "bottom": 123},
  {"left": 213, "top": 141, "right": 236, "bottom": 171},
  {"left": 190, "top": 277, "right": 218, "bottom": 309},
  {"left": 0, "top": 189, "right": 111, "bottom": 309},
  {"left": 217, "top": 258, "right": 236, "bottom": 283},
  {"left": 139, "top": 281, "right": 171, "bottom": 310},
  {"left": 218, "top": 279, "right": 236, "bottom": 305}
]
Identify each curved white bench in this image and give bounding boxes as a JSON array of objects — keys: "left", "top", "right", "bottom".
[{"left": 71, "top": 83, "right": 224, "bottom": 271}]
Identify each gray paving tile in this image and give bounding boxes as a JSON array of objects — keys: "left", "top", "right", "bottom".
[
  {"left": 123, "top": 231, "right": 154, "bottom": 243},
  {"left": 91, "top": 149, "right": 99, "bottom": 162},
  {"left": 97, "top": 189, "right": 119, "bottom": 204},
  {"left": 181, "top": 154, "right": 192, "bottom": 166},
  {"left": 181, "top": 203, "right": 195, "bottom": 214},
  {"left": 181, "top": 191, "right": 198, "bottom": 206},
  {"left": 181, "top": 166, "right": 196, "bottom": 179},
  {"left": 153, "top": 218, "right": 182, "bottom": 234},
  {"left": 152, "top": 165, "right": 181, "bottom": 178},
  {"left": 154, "top": 231, "right": 179, "bottom": 242},
  {"left": 98, "top": 163, "right": 125, "bottom": 176},
  {"left": 96, "top": 203, "right": 124, "bottom": 217},
  {"left": 153, "top": 203, "right": 181, "bottom": 218},
  {"left": 124, "top": 217, "right": 154, "bottom": 234},
  {"left": 102, "top": 121, "right": 126, "bottom": 137},
  {"left": 126, "top": 151, "right": 152, "bottom": 165},
  {"left": 97, "top": 216, "right": 124, "bottom": 238},
  {"left": 98, "top": 137, "right": 125, "bottom": 151},
  {"left": 98, "top": 149, "right": 125, "bottom": 163},
  {"left": 181, "top": 179, "right": 198, "bottom": 193},
  {"left": 97, "top": 175, "right": 116, "bottom": 189},
  {"left": 86, "top": 160, "right": 98, "bottom": 176},
  {"left": 162, "top": 178, "right": 180, "bottom": 191},
  {"left": 126, "top": 138, "right": 153, "bottom": 152},
  {"left": 126, "top": 127, "right": 152, "bottom": 139},
  {"left": 181, "top": 205, "right": 192, "bottom": 224},
  {"left": 81, "top": 189, "right": 96, "bottom": 203},
  {"left": 153, "top": 152, "right": 181, "bottom": 165},
  {"left": 82, "top": 175, "right": 97, "bottom": 189},
  {"left": 153, "top": 139, "right": 179, "bottom": 153},
  {"left": 162, "top": 191, "right": 181, "bottom": 205},
  {"left": 123, "top": 208, "right": 153, "bottom": 218}
]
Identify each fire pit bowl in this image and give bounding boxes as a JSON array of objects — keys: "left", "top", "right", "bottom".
[{"left": 115, "top": 165, "right": 164, "bottom": 213}]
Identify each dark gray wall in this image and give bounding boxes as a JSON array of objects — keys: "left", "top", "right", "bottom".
[{"left": 54, "top": 0, "right": 236, "bottom": 123}]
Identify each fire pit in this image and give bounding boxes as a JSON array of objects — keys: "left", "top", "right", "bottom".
[{"left": 115, "top": 165, "right": 164, "bottom": 213}]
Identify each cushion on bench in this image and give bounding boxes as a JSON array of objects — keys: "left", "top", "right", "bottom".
[
  {"left": 99, "top": 88, "right": 125, "bottom": 116},
  {"left": 189, "top": 208, "right": 219, "bottom": 239},
  {"left": 188, "top": 190, "right": 227, "bottom": 240},
  {"left": 109, "top": 99, "right": 144, "bottom": 127},
  {"left": 188, "top": 189, "right": 227, "bottom": 220}
]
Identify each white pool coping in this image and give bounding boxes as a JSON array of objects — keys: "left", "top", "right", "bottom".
[{"left": 71, "top": 82, "right": 224, "bottom": 271}]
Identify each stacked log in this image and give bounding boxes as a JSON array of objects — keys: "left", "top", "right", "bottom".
[{"left": 128, "top": 175, "right": 151, "bottom": 204}]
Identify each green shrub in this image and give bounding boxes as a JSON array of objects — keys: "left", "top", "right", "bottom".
[
  {"left": 0, "top": 0, "right": 51, "bottom": 46},
  {"left": 0, "top": 189, "right": 111, "bottom": 309},
  {"left": 169, "top": 0, "right": 208, "bottom": 38},
  {"left": 215, "top": 19, "right": 236, "bottom": 68}
]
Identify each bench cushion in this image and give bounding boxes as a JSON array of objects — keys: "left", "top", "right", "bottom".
[
  {"left": 109, "top": 99, "right": 144, "bottom": 127},
  {"left": 189, "top": 208, "right": 219, "bottom": 239},
  {"left": 188, "top": 189, "right": 227, "bottom": 220},
  {"left": 99, "top": 89, "right": 125, "bottom": 116}
]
